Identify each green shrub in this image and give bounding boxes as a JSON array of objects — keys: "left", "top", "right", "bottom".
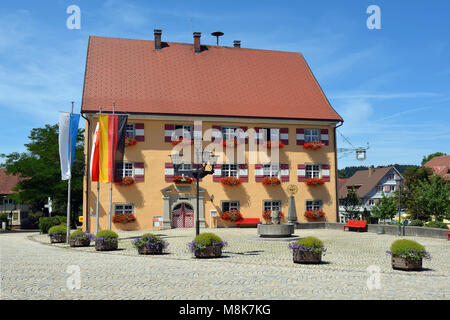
[
  {"left": 409, "top": 219, "right": 424, "bottom": 227},
  {"left": 388, "top": 239, "right": 431, "bottom": 260},
  {"left": 425, "top": 221, "right": 449, "bottom": 229},
  {"left": 69, "top": 230, "right": 92, "bottom": 241},
  {"left": 48, "top": 225, "right": 67, "bottom": 235},
  {"left": 131, "top": 233, "right": 168, "bottom": 252},
  {"left": 0, "top": 213, "right": 8, "bottom": 223},
  {"left": 288, "top": 236, "right": 326, "bottom": 254},
  {"left": 193, "top": 232, "right": 223, "bottom": 247},
  {"left": 95, "top": 230, "right": 118, "bottom": 239},
  {"left": 39, "top": 217, "right": 61, "bottom": 233}
]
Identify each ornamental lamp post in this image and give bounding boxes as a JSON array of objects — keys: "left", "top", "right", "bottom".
[
  {"left": 170, "top": 150, "right": 218, "bottom": 236},
  {"left": 395, "top": 175, "right": 403, "bottom": 236}
]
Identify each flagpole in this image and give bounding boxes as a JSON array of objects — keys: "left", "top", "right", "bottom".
[
  {"left": 66, "top": 101, "right": 74, "bottom": 244},
  {"left": 108, "top": 102, "right": 115, "bottom": 230},
  {"left": 96, "top": 107, "right": 102, "bottom": 234}
]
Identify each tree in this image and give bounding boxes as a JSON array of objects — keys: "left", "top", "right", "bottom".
[
  {"left": 421, "top": 152, "right": 447, "bottom": 166},
  {"left": 401, "top": 166, "right": 433, "bottom": 220},
  {"left": 411, "top": 175, "right": 450, "bottom": 221},
  {"left": 1, "top": 124, "right": 84, "bottom": 227},
  {"left": 341, "top": 186, "right": 362, "bottom": 220},
  {"left": 371, "top": 192, "right": 398, "bottom": 223}
]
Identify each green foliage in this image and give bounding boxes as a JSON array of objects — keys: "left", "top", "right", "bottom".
[
  {"left": 69, "top": 230, "right": 91, "bottom": 240},
  {"left": 371, "top": 192, "right": 398, "bottom": 222},
  {"left": 341, "top": 186, "right": 362, "bottom": 220},
  {"left": 48, "top": 225, "right": 67, "bottom": 235},
  {"left": 0, "top": 124, "right": 85, "bottom": 227},
  {"left": 409, "top": 219, "right": 424, "bottom": 227},
  {"left": 425, "top": 221, "right": 449, "bottom": 229},
  {"left": 131, "top": 233, "right": 168, "bottom": 251},
  {"left": 0, "top": 212, "right": 8, "bottom": 223},
  {"left": 295, "top": 236, "right": 323, "bottom": 248},
  {"left": 95, "top": 230, "right": 118, "bottom": 239},
  {"left": 193, "top": 232, "right": 223, "bottom": 247},
  {"left": 389, "top": 239, "right": 430, "bottom": 260},
  {"left": 411, "top": 175, "right": 450, "bottom": 221},
  {"left": 39, "top": 216, "right": 62, "bottom": 233},
  {"left": 421, "top": 152, "right": 447, "bottom": 166},
  {"left": 289, "top": 236, "right": 326, "bottom": 254}
]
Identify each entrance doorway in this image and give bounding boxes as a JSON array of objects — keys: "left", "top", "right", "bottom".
[{"left": 171, "top": 203, "right": 194, "bottom": 228}]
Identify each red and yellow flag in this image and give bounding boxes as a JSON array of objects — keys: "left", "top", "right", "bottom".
[{"left": 98, "top": 114, "right": 128, "bottom": 183}]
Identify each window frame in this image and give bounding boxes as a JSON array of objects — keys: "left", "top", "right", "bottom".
[
  {"left": 306, "top": 200, "right": 322, "bottom": 211},
  {"left": 173, "top": 124, "right": 193, "bottom": 140},
  {"left": 261, "top": 127, "right": 280, "bottom": 142},
  {"left": 262, "top": 164, "right": 280, "bottom": 178},
  {"left": 125, "top": 123, "right": 135, "bottom": 138},
  {"left": 114, "top": 203, "right": 135, "bottom": 214},
  {"left": 118, "top": 162, "right": 134, "bottom": 177},
  {"left": 174, "top": 163, "right": 193, "bottom": 177},
  {"left": 304, "top": 128, "right": 320, "bottom": 142},
  {"left": 263, "top": 200, "right": 282, "bottom": 212},
  {"left": 221, "top": 201, "right": 240, "bottom": 212},
  {"left": 221, "top": 126, "right": 239, "bottom": 140},
  {"left": 221, "top": 163, "right": 238, "bottom": 178},
  {"left": 305, "top": 164, "right": 321, "bottom": 179}
]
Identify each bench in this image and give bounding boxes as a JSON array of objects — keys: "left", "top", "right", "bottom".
[
  {"left": 235, "top": 218, "right": 260, "bottom": 228},
  {"left": 445, "top": 232, "right": 450, "bottom": 241},
  {"left": 343, "top": 220, "right": 367, "bottom": 232}
]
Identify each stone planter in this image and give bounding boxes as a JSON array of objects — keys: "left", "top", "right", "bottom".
[
  {"left": 95, "top": 238, "right": 118, "bottom": 251},
  {"left": 293, "top": 251, "right": 322, "bottom": 264},
  {"left": 137, "top": 246, "right": 163, "bottom": 255},
  {"left": 69, "top": 238, "right": 91, "bottom": 247},
  {"left": 49, "top": 234, "right": 66, "bottom": 243},
  {"left": 194, "top": 245, "right": 222, "bottom": 258},
  {"left": 391, "top": 256, "right": 422, "bottom": 271}
]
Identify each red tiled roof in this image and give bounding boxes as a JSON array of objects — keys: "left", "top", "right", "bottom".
[
  {"left": 81, "top": 36, "right": 343, "bottom": 121},
  {"left": 0, "top": 168, "right": 22, "bottom": 195},
  {"left": 424, "top": 155, "right": 450, "bottom": 181}
]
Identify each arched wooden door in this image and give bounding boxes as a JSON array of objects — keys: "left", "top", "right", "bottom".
[{"left": 171, "top": 203, "right": 194, "bottom": 228}]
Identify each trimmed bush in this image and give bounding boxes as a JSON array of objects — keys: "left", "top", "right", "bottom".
[
  {"left": 95, "top": 230, "right": 118, "bottom": 239},
  {"left": 0, "top": 213, "right": 8, "bottom": 223},
  {"left": 409, "top": 219, "right": 424, "bottom": 227},
  {"left": 69, "top": 230, "right": 92, "bottom": 240},
  {"left": 54, "top": 215, "right": 67, "bottom": 225},
  {"left": 388, "top": 239, "right": 431, "bottom": 261},
  {"left": 187, "top": 232, "right": 228, "bottom": 254},
  {"left": 132, "top": 233, "right": 168, "bottom": 254},
  {"left": 48, "top": 225, "right": 67, "bottom": 235},
  {"left": 288, "top": 236, "right": 326, "bottom": 254},
  {"left": 425, "top": 221, "right": 449, "bottom": 229},
  {"left": 39, "top": 217, "right": 61, "bottom": 233}
]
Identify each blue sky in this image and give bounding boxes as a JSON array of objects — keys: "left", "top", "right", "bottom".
[{"left": 0, "top": 0, "right": 449, "bottom": 169}]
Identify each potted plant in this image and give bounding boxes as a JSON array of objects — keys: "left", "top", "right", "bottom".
[
  {"left": 112, "top": 212, "right": 136, "bottom": 224},
  {"left": 386, "top": 239, "right": 431, "bottom": 271},
  {"left": 263, "top": 141, "right": 284, "bottom": 149},
  {"left": 303, "top": 141, "right": 324, "bottom": 150},
  {"left": 187, "top": 232, "right": 228, "bottom": 258},
  {"left": 173, "top": 176, "right": 193, "bottom": 184},
  {"left": 125, "top": 137, "right": 137, "bottom": 146},
  {"left": 220, "top": 210, "right": 242, "bottom": 222},
  {"left": 48, "top": 225, "right": 67, "bottom": 243},
  {"left": 116, "top": 176, "right": 135, "bottom": 186},
  {"left": 288, "top": 236, "right": 326, "bottom": 264},
  {"left": 69, "top": 230, "right": 93, "bottom": 247},
  {"left": 131, "top": 233, "right": 169, "bottom": 255},
  {"left": 262, "top": 176, "right": 281, "bottom": 186},
  {"left": 95, "top": 230, "right": 119, "bottom": 251},
  {"left": 304, "top": 209, "right": 325, "bottom": 219},
  {"left": 305, "top": 177, "right": 325, "bottom": 186},
  {"left": 220, "top": 176, "right": 241, "bottom": 186}
]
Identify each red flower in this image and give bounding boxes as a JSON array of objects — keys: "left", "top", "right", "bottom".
[
  {"left": 263, "top": 141, "right": 284, "bottom": 149},
  {"left": 171, "top": 137, "right": 193, "bottom": 146},
  {"left": 173, "top": 176, "right": 193, "bottom": 184},
  {"left": 125, "top": 137, "right": 137, "bottom": 146},
  {"left": 113, "top": 213, "right": 136, "bottom": 224},
  {"left": 115, "top": 177, "right": 135, "bottom": 186},
  {"left": 220, "top": 210, "right": 242, "bottom": 222},
  {"left": 262, "top": 177, "right": 281, "bottom": 185},
  {"left": 222, "top": 139, "right": 240, "bottom": 147},
  {"left": 262, "top": 210, "right": 284, "bottom": 221},
  {"left": 220, "top": 176, "right": 241, "bottom": 186},
  {"left": 304, "top": 210, "right": 325, "bottom": 219},
  {"left": 305, "top": 177, "right": 325, "bottom": 186},
  {"left": 303, "top": 141, "right": 324, "bottom": 150}
]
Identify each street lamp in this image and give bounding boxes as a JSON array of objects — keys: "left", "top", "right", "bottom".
[
  {"left": 395, "top": 175, "right": 403, "bottom": 236},
  {"left": 170, "top": 150, "right": 218, "bottom": 236}
]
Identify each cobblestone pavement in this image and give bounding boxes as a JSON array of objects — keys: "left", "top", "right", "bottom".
[{"left": 1, "top": 228, "right": 449, "bottom": 300}]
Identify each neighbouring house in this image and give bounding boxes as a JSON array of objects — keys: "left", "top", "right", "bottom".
[
  {"left": 423, "top": 155, "right": 450, "bottom": 181},
  {"left": 0, "top": 168, "right": 29, "bottom": 227},
  {"left": 338, "top": 166, "right": 403, "bottom": 223},
  {"left": 80, "top": 30, "right": 343, "bottom": 232}
]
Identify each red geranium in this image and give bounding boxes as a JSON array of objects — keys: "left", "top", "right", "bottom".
[
  {"left": 220, "top": 176, "right": 241, "bottom": 186},
  {"left": 113, "top": 213, "right": 136, "bottom": 224},
  {"left": 220, "top": 210, "right": 242, "bottom": 222},
  {"left": 262, "top": 210, "right": 285, "bottom": 221},
  {"left": 173, "top": 176, "right": 193, "bottom": 184},
  {"left": 171, "top": 137, "right": 193, "bottom": 146},
  {"left": 262, "top": 177, "right": 281, "bottom": 186},
  {"left": 304, "top": 210, "right": 325, "bottom": 219},
  {"left": 303, "top": 141, "right": 324, "bottom": 150},
  {"left": 125, "top": 137, "right": 137, "bottom": 146},
  {"left": 263, "top": 141, "right": 284, "bottom": 149},
  {"left": 116, "top": 177, "right": 135, "bottom": 186},
  {"left": 305, "top": 177, "right": 325, "bottom": 186}
]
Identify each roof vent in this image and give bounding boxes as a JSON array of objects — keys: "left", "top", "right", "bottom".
[
  {"left": 154, "top": 29, "right": 162, "bottom": 51},
  {"left": 233, "top": 40, "right": 241, "bottom": 48},
  {"left": 211, "top": 31, "right": 224, "bottom": 46}
]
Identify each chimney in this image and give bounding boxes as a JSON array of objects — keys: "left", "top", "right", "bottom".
[
  {"left": 193, "top": 32, "right": 201, "bottom": 53},
  {"left": 233, "top": 40, "right": 241, "bottom": 48},
  {"left": 154, "top": 29, "right": 162, "bottom": 51},
  {"left": 368, "top": 165, "right": 375, "bottom": 177}
]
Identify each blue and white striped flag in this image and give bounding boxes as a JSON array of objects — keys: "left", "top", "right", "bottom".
[{"left": 59, "top": 112, "right": 80, "bottom": 180}]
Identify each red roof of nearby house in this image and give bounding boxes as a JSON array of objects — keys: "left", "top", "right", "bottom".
[
  {"left": 0, "top": 168, "right": 22, "bottom": 195},
  {"left": 424, "top": 155, "right": 450, "bottom": 181},
  {"left": 81, "top": 36, "right": 343, "bottom": 121}
]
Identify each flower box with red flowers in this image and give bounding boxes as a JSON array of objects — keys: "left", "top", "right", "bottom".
[
  {"left": 305, "top": 177, "right": 325, "bottom": 186},
  {"left": 262, "top": 176, "right": 281, "bottom": 186},
  {"left": 113, "top": 213, "right": 136, "bottom": 224},
  {"left": 220, "top": 176, "right": 241, "bottom": 186},
  {"left": 262, "top": 210, "right": 285, "bottom": 221},
  {"left": 263, "top": 141, "right": 285, "bottom": 149},
  {"left": 173, "top": 176, "right": 193, "bottom": 184},
  {"left": 303, "top": 141, "right": 324, "bottom": 150},
  {"left": 222, "top": 139, "right": 240, "bottom": 147},
  {"left": 219, "top": 210, "right": 242, "bottom": 222},
  {"left": 171, "top": 137, "right": 193, "bottom": 146},
  {"left": 125, "top": 137, "right": 137, "bottom": 146},
  {"left": 116, "top": 177, "right": 135, "bottom": 186},
  {"left": 304, "top": 209, "right": 325, "bottom": 219}
]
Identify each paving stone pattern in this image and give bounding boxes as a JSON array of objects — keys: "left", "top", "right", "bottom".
[{"left": 1, "top": 228, "right": 449, "bottom": 299}]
